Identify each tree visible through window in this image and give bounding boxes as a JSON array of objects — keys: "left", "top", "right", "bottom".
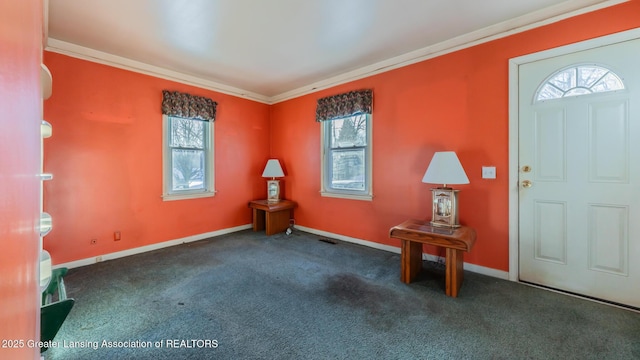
[
  {"left": 536, "top": 65, "right": 625, "bottom": 101},
  {"left": 163, "top": 115, "right": 214, "bottom": 200},
  {"left": 322, "top": 114, "right": 372, "bottom": 199},
  {"left": 170, "top": 117, "right": 205, "bottom": 190}
]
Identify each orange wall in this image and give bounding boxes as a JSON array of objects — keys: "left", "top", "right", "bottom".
[
  {"left": 0, "top": 1, "right": 43, "bottom": 359},
  {"left": 43, "top": 53, "right": 270, "bottom": 264},
  {"left": 270, "top": 1, "right": 640, "bottom": 271},
  {"left": 42, "top": 2, "right": 640, "bottom": 271}
]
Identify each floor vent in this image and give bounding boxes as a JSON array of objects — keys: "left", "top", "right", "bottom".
[{"left": 319, "top": 238, "right": 337, "bottom": 245}]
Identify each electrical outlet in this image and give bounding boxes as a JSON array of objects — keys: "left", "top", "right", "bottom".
[
  {"left": 90, "top": 238, "right": 97, "bottom": 245},
  {"left": 114, "top": 231, "right": 121, "bottom": 241}
]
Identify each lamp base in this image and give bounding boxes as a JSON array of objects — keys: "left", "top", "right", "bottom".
[
  {"left": 267, "top": 180, "right": 281, "bottom": 203},
  {"left": 430, "top": 221, "right": 461, "bottom": 228},
  {"left": 430, "top": 187, "right": 461, "bottom": 228}
]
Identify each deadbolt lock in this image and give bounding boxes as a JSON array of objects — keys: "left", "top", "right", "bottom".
[{"left": 522, "top": 165, "right": 532, "bottom": 173}]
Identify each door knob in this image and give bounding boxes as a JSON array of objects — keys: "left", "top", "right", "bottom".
[{"left": 521, "top": 180, "right": 533, "bottom": 188}]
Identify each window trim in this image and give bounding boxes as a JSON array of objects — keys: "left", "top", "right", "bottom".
[
  {"left": 320, "top": 114, "right": 373, "bottom": 201},
  {"left": 162, "top": 115, "right": 215, "bottom": 201}
]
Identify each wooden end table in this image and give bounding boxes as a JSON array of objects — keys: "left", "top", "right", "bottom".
[
  {"left": 389, "top": 219, "right": 476, "bottom": 297},
  {"left": 248, "top": 199, "right": 297, "bottom": 235}
]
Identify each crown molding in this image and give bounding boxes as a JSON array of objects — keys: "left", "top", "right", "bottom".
[
  {"left": 44, "top": 0, "right": 626, "bottom": 105},
  {"left": 270, "top": 0, "right": 627, "bottom": 103},
  {"left": 45, "top": 38, "right": 272, "bottom": 104}
]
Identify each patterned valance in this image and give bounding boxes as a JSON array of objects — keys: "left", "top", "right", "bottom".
[
  {"left": 161, "top": 90, "right": 217, "bottom": 121},
  {"left": 316, "top": 89, "right": 373, "bottom": 122}
]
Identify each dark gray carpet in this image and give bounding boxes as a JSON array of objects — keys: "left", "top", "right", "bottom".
[{"left": 44, "top": 229, "right": 639, "bottom": 359}]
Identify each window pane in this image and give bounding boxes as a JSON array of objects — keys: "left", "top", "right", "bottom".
[
  {"left": 591, "top": 72, "right": 625, "bottom": 93},
  {"left": 577, "top": 66, "right": 608, "bottom": 87},
  {"left": 330, "top": 149, "right": 365, "bottom": 190},
  {"left": 537, "top": 84, "right": 564, "bottom": 100},
  {"left": 329, "top": 116, "right": 367, "bottom": 148},
  {"left": 172, "top": 149, "right": 205, "bottom": 191},
  {"left": 564, "top": 88, "right": 591, "bottom": 97},
  {"left": 549, "top": 68, "right": 576, "bottom": 91},
  {"left": 170, "top": 117, "right": 205, "bottom": 148}
]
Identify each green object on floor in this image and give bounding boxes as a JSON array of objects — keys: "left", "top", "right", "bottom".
[{"left": 41, "top": 267, "right": 74, "bottom": 352}]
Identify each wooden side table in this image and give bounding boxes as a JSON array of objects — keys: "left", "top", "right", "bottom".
[
  {"left": 389, "top": 219, "right": 476, "bottom": 297},
  {"left": 248, "top": 200, "right": 297, "bottom": 235}
]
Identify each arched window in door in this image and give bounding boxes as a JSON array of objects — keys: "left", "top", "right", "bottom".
[{"left": 535, "top": 64, "right": 625, "bottom": 102}]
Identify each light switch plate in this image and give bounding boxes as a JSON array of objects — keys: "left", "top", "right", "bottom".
[{"left": 482, "top": 166, "right": 496, "bottom": 179}]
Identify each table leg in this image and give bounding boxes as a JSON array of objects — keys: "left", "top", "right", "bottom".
[
  {"left": 253, "top": 209, "right": 265, "bottom": 232},
  {"left": 265, "top": 209, "right": 291, "bottom": 235},
  {"left": 401, "top": 240, "right": 423, "bottom": 283},
  {"left": 445, "top": 248, "right": 464, "bottom": 297}
]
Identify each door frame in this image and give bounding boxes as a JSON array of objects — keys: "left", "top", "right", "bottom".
[{"left": 507, "top": 27, "right": 640, "bottom": 282}]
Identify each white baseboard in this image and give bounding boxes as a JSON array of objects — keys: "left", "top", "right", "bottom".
[
  {"left": 295, "top": 225, "right": 401, "bottom": 254},
  {"left": 54, "top": 224, "right": 252, "bottom": 270},
  {"left": 54, "top": 223, "right": 510, "bottom": 281},
  {"left": 295, "top": 225, "right": 509, "bottom": 280}
]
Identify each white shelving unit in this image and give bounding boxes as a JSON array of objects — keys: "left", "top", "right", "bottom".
[{"left": 40, "top": 64, "right": 53, "bottom": 291}]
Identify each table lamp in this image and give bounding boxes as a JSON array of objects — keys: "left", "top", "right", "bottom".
[
  {"left": 422, "top": 151, "right": 469, "bottom": 228},
  {"left": 262, "top": 159, "right": 285, "bottom": 203}
]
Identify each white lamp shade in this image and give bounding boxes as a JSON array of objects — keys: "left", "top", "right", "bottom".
[
  {"left": 422, "top": 151, "right": 469, "bottom": 185},
  {"left": 262, "top": 159, "right": 285, "bottom": 178}
]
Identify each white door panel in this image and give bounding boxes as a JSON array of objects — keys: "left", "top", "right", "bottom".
[
  {"left": 534, "top": 200, "right": 567, "bottom": 265},
  {"left": 519, "top": 38, "right": 640, "bottom": 308}
]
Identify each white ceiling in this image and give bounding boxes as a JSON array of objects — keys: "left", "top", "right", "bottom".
[{"left": 46, "top": 0, "right": 624, "bottom": 103}]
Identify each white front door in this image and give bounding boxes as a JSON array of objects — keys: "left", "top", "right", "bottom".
[{"left": 518, "top": 38, "right": 640, "bottom": 308}]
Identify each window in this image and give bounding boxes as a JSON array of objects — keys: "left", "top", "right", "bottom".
[
  {"left": 321, "top": 114, "right": 372, "bottom": 200},
  {"left": 535, "top": 64, "right": 625, "bottom": 102},
  {"left": 161, "top": 90, "right": 216, "bottom": 200},
  {"left": 316, "top": 89, "right": 373, "bottom": 200},
  {"left": 162, "top": 115, "right": 214, "bottom": 200}
]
